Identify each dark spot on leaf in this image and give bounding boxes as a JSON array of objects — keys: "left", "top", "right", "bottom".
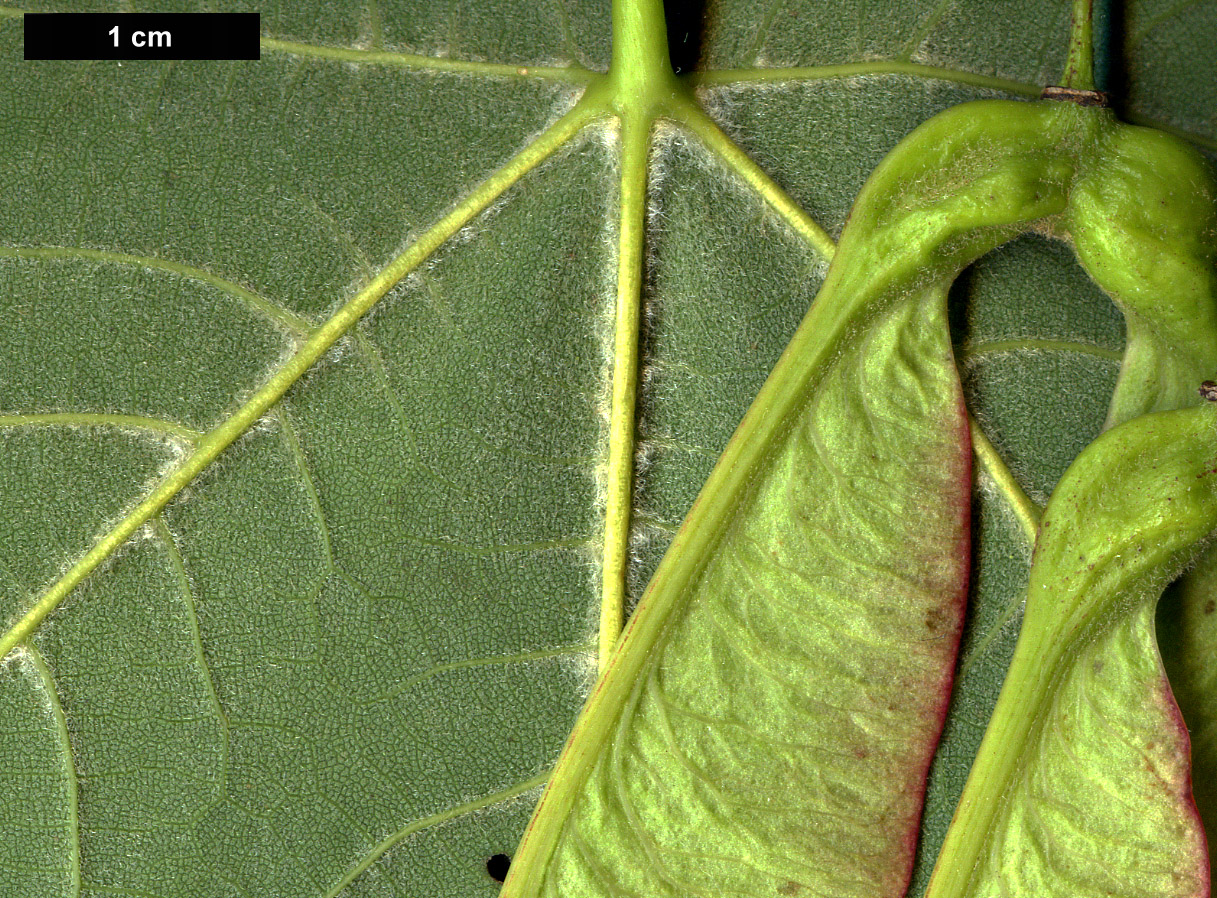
[
  {"left": 1205, "top": 600, "right": 1215, "bottom": 615},
  {"left": 1201, "top": 381, "right": 1217, "bottom": 402},
  {"left": 487, "top": 854, "right": 511, "bottom": 883},
  {"left": 778, "top": 881, "right": 802, "bottom": 896}
]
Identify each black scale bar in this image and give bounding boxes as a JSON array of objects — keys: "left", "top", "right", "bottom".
[{"left": 25, "top": 13, "right": 260, "bottom": 61}]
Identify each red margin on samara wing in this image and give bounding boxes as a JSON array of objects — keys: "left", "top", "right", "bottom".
[{"left": 889, "top": 385, "right": 974, "bottom": 895}]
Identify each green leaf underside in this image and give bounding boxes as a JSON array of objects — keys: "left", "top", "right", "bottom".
[
  {"left": 927, "top": 405, "right": 1217, "bottom": 897},
  {"left": 0, "top": 19, "right": 612, "bottom": 889},
  {"left": 2, "top": 2, "right": 1216, "bottom": 896}
]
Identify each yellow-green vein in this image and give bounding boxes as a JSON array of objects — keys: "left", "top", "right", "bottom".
[
  {"left": 737, "top": 0, "right": 786, "bottom": 67},
  {"left": 588, "top": 0, "right": 684, "bottom": 668},
  {"left": 0, "top": 412, "right": 202, "bottom": 444},
  {"left": 261, "top": 37, "right": 601, "bottom": 84},
  {"left": 687, "top": 61, "right": 1042, "bottom": 98},
  {"left": 1129, "top": 0, "right": 1205, "bottom": 52},
  {"left": 957, "top": 338, "right": 1123, "bottom": 366},
  {"left": 0, "top": 245, "right": 313, "bottom": 338},
  {"left": 154, "top": 516, "right": 230, "bottom": 803},
  {"left": 598, "top": 109, "right": 650, "bottom": 668},
  {"left": 321, "top": 770, "right": 551, "bottom": 898},
  {"left": 0, "top": 100, "right": 598, "bottom": 662},
  {"left": 358, "top": 640, "right": 595, "bottom": 706},
  {"left": 969, "top": 414, "right": 1042, "bottom": 545},
  {"left": 667, "top": 96, "right": 836, "bottom": 262},
  {"left": 275, "top": 407, "right": 337, "bottom": 574},
  {"left": 897, "top": 0, "right": 956, "bottom": 62},
  {"left": 956, "top": 587, "right": 1028, "bottom": 682},
  {"left": 399, "top": 534, "right": 593, "bottom": 557},
  {"left": 953, "top": 425, "right": 1043, "bottom": 680},
  {"left": 687, "top": 59, "right": 1217, "bottom": 152},
  {"left": 113, "top": 61, "right": 179, "bottom": 187},
  {"left": 24, "top": 641, "right": 81, "bottom": 898},
  {"left": 365, "top": 0, "right": 384, "bottom": 50}
]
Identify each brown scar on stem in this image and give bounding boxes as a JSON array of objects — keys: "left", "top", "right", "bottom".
[
  {"left": 1040, "top": 85, "right": 1109, "bottom": 106},
  {"left": 1200, "top": 381, "right": 1217, "bottom": 402}
]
